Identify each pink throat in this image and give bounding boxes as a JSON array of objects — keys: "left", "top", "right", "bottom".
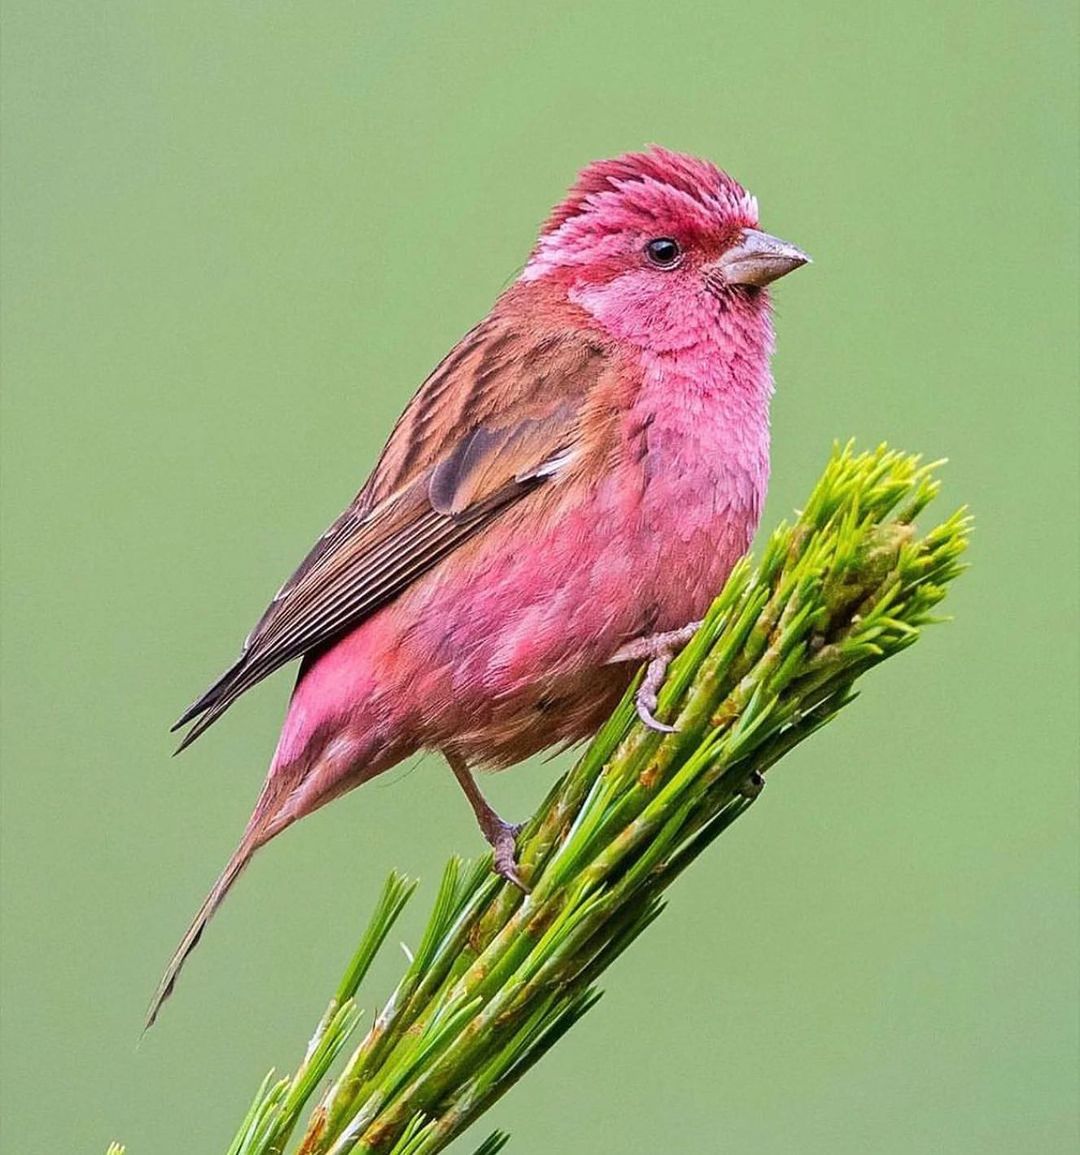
[{"left": 623, "top": 291, "right": 775, "bottom": 506}]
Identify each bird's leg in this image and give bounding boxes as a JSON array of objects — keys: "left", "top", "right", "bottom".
[
  {"left": 446, "top": 753, "right": 529, "bottom": 892},
  {"left": 608, "top": 621, "right": 704, "bottom": 733}
]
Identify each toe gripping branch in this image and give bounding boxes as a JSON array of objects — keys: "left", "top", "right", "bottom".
[{"left": 608, "top": 620, "right": 704, "bottom": 733}]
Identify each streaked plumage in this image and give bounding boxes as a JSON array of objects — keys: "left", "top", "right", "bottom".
[{"left": 149, "top": 147, "right": 808, "bottom": 1027}]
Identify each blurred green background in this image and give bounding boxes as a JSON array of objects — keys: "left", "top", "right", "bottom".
[{"left": 2, "top": 1, "right": 1077, "bottom": 1151}]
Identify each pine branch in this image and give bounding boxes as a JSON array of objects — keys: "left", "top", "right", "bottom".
[{"left": 133, "top": 443, "right": 973, "bottom": 1154}]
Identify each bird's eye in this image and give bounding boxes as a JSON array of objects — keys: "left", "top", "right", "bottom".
[{"left": 645, "top": 237, "right": 682, "bottom": 268}]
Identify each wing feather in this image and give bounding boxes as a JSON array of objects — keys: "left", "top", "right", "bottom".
[{"left": 173, "top": 314, "right": 610, "bottom": 750}]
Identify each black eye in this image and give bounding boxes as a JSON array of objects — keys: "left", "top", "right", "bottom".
[{"left": 645, "top": 237, "right": 682, "bottom": 268}]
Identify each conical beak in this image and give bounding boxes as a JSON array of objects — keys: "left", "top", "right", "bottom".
[{"left": 713, "top": 228, "right": 810, "bottom": 287}]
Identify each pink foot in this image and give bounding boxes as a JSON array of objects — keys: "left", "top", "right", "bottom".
[{"left": 609, "top": 621, "right": 703, "bottom": 732}]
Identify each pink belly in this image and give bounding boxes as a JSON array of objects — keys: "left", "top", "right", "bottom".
[{"left": 273, "top": 464, "right": 758, "bottom": 783}]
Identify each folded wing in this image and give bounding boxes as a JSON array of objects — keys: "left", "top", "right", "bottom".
[{"left": 173, "top": 318, "right": 610, "bottom": 750}]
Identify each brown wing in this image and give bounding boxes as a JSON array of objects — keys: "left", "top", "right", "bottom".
[{"left": 172, "top": 314, "right": 609, "bottom": 750}]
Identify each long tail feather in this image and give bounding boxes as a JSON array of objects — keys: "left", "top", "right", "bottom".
[{"left": 144, "top": 828, "right": 260, "bottom": 1032}]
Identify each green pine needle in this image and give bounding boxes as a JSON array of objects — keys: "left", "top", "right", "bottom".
[{"left": 110, "top": 443, "right": 970, "bottom": 1155}]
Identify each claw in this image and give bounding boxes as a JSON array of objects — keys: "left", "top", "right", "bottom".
[
  {"left": 446, "top": 754, "right": 530, "bottom": 893},
  {"left": 632, "top": 652, "right": 681, "bottom": 733},
  {"left": 635, "top": 685, "right": 677, "bottom": 733},
  {"left": 482, "top": 816, "right": 531, "bottom": 893},
  {"left": 611, "top": 620, "right": 703, "bottom": 734},
  {"left": 492, "top": 828, "right": 530, "bottom": 892}
]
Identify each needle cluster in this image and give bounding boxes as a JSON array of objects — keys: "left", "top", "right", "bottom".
[{"left": 165, "top": 443, "right": 969, "bottom": 1155}]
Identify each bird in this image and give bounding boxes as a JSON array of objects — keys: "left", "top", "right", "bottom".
[{"left": 148, "top": 146, "right": 809, "bottom": 1028}]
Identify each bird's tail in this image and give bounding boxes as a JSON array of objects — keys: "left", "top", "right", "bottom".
[
  {"left": 144, "top": 801, "right": 276, "bottom": 1032},
  {"left": 145, "top": 711, "right": 379, "bottom": 1030}
]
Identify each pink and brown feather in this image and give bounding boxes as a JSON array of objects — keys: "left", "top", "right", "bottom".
[{"left": 150, "top": 148, "right": 785, "bottom": 1024}]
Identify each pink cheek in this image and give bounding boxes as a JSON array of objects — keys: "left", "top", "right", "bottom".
[{"left": 571, "top": 269, "right": 711, "bottom": 352}]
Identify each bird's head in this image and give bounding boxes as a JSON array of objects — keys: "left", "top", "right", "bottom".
[{"left": 522, "top": 147, "right": 808, "bottom": 353}]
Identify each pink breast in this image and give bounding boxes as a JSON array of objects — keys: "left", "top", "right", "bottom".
[{"left": 274, "top": 332, "right": 771, "bottom": 777}]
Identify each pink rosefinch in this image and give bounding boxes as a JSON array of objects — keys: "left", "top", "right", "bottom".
[{"left": 149, "top": 147, "right": 808, "bottom": 1026}]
